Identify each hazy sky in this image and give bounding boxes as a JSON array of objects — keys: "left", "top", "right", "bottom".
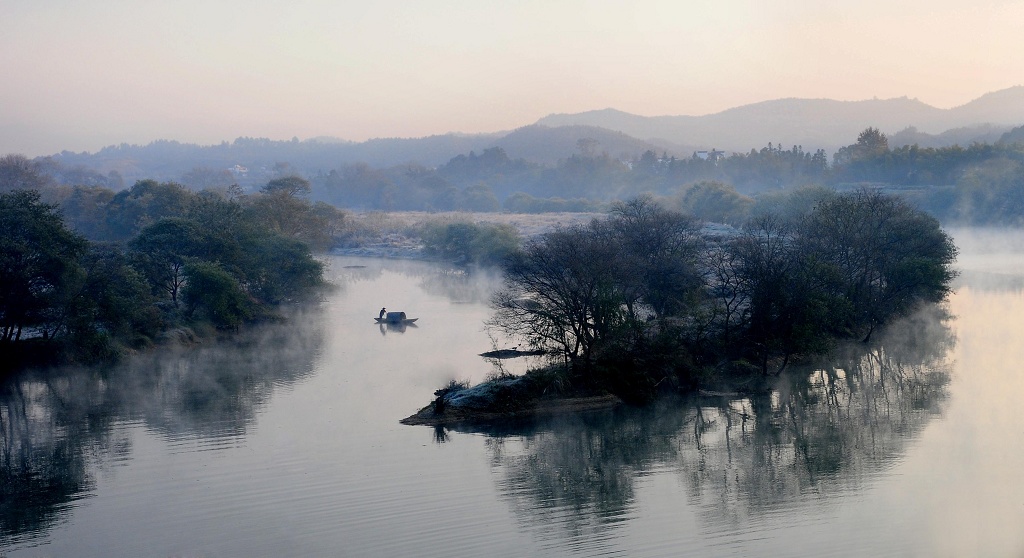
[{"left": 2, "top": 0, "right": 1022, "bottom": 156}]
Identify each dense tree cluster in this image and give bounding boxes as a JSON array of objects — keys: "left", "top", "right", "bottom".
[
  {"left": 832, "top": 129, "right": 1024, "bottom": 186},
  {"left": 0, "top": 174, "right": 329, "bottom": 369},
  {"left": 491, "top": 192, "right": 956, "bottom": 400}
]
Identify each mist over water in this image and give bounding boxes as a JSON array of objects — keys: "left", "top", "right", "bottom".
[
  {"left": 949, "top": 227, "right": 1024, "bottom": 291},
  {"left": 2, "top": 248, "right": 1023, "bottom": 557}
]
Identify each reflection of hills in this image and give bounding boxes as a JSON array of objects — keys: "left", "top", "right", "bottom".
[
  {"left": 0, "top": 304, "right": 325, "bottom": 546},
  {"left": 329, "top": 259, "right": 385, "bottom": 284},
  {"left": 469, "top": 305, "right": 952, "bottom": 543},
  {"left": 417, "top": 267, "right": 503, "bottom": 305},
  {"left": 332, "top": 256, "right": 504, "bottom": 305}
]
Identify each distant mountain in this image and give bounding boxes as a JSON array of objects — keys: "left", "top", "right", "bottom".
[
  {"left": 949, "top": 87, "right": 1024, "bottom": 125},
  {"left": 999, "top": 124, "right": 1024, "bottom": 145},
  {"left": 43, "top": 125, "right": 684, "bottom": 188},
  {"left": 537, "top": 87, "right": 1024, "bottom": 153},
  {"left": 490, "top": 125, "right": 686, "bottom": 165},
  {"left": 35, "top": 87, "right": 1024, "bottom": 188},
  {"left": 46, "top": 134, "right": 502, "bottom": 187}
]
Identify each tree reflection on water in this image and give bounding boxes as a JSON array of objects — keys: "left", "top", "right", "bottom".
[
  {"left": 0, "top": 306, "right": 325, "bottom": 547},
  {"left": 460, "top": 304, "right": 953, "bottom": 543}
]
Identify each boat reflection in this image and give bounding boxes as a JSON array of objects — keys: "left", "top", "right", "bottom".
[{"left": 378, "top": 321, "right": 418, "bottom": 335}]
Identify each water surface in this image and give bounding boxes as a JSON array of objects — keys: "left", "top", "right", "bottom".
[{"left": 2, "top": 247, "right": 1023, "bottom": 557}]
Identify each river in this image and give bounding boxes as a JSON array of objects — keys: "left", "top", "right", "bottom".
[{"left": 2, "top": 230, "right": 1023, "bottom": 557}]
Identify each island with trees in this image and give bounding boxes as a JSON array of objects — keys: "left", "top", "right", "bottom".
[{"left": 403, "top": 189, "right": 957, "bottom": 425}]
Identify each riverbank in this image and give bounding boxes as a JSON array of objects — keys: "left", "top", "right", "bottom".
[
  {"left": 398, "top": 362, "right": 764, "bottom": 428},
  {"left": 400, "top": 393, "right": 623, "bottom": 426}
]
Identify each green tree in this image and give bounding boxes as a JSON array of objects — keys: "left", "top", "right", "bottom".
[
  {"left": 832, "top": 127, "right": 893, "bottom": 183},
  {"left": 237, "top": 232, "right": 324, "bottom": 304},
  {"left": 245, "top": 188, "right": 337, "bottom": 251},
  {"left": 76, "top": 244, "right": 160, "bottom": 345},
  {"left": 0, "top": 190, "right": 88, "bottom": 343},
  {"left": 104, "top": 180, "right": 195, "bottom": 240},
  {"left": 750, "top": 184, "right": 835, "bottom": 224},
  {"left": 834, "top": 127, "right": 889, "bottom": 167},
  {"left": 182, "top": 261, "right": 252, "bottom": 329},
  {"left": 676, "top": 181, "right": 754, "bottom": 226},
  {"left": 262, "top": 175, "right": 312, "bottom": 198},
  {"left": 799, "top": 189, "right": 957, "bottom": 341},
  {"left": 129, "top": 218, "right": 200, "bottom": 305},
  {"left": 58, "top": 185, "right": 117, "bottom": 240}
]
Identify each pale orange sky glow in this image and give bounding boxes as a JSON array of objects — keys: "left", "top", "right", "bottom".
[{"left": 1, "top": 0, "right": 1022, "bottom": 156}]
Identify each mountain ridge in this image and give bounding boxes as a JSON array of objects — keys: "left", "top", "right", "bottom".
[
  {"left": 536, "top": 86, "right": 1024, "bottom": 152},
  {"left": 34, "top": 87, "right": 1024, "bottom": 186}
]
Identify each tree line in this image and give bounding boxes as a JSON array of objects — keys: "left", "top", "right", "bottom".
[
  {"left": 490, "top": 191, "right": 957, "bottom": 401},
  {"left": 11, "top": 125, "right": 1024, "bottom": 227},
  {"left": 302, "top": 130, "right": 1024, "bottom": 227},
  {"left": 0, "top": 173, "right": 331, "bottom": 369}
]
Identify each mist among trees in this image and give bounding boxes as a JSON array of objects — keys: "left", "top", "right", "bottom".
[{"left": 1, "top": 172, "right": 330, "bottom": 369}]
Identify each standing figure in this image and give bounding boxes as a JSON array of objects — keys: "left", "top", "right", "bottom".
[{"left": 379, "top": 307, "right": 386, "bottom": 320}]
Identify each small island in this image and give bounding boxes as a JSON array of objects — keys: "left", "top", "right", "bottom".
[{"left": 404, "top": 190, "right": 957, "bottom": 426}]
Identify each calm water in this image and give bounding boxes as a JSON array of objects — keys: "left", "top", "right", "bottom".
[{"left": 2, "top": 233, "right": 1024, "bottom": 557}]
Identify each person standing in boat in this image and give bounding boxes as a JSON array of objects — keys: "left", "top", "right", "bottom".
[{"left": 379, "top": 307, "right": 386, "bottom": 320}]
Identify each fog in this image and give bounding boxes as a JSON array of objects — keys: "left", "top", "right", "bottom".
[{"left": 949, "top": 228, "right": 1024, "bottom": 291}]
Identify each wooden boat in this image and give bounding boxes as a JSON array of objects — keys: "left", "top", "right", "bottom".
[
  {"left": 375, "top": 311, "right": 418, "bottom": 324},
  {"left": 479, "top": 348, "right": 547, "bottom": 359}
]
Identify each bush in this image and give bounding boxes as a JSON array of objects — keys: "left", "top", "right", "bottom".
[{"left": 420, "top": 220, "right": 521, "bottom": 265}]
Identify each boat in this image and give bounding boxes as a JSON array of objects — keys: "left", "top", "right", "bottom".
[
  {"left": 374, "top": 311, "right": 418, "bottom": 325},
  {"left": 479, "top": 348, "right": 547, "bottom": 359}
]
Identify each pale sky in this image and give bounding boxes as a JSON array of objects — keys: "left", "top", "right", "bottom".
[{"left": 2, "top": 0, "right": 1022, "bottom": 156}]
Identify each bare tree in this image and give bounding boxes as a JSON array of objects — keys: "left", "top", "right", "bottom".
[{"left": 490, "top": 197, "right": 705, "bottom": 374}]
